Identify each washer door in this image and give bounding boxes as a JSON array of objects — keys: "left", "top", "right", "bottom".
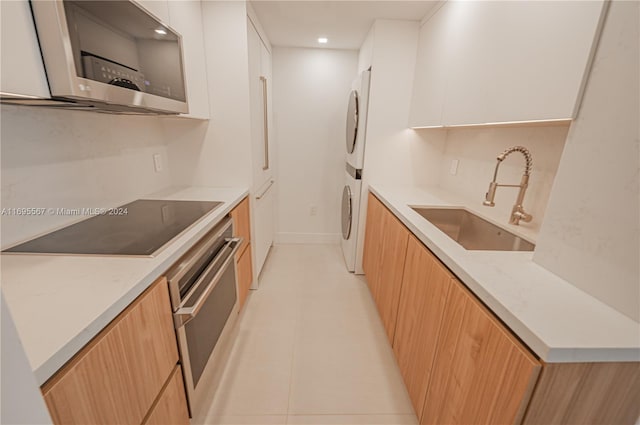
[
  {"left": 341, "top": 185, "right": 352, "bottom": 240},
  {"left": 345, "top": 90, "right": 359, "bottom": 154}
]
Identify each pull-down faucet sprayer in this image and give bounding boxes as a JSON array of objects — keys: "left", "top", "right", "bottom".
[{"left": 483, "top": 146, "right": 533, "bottom": 225}]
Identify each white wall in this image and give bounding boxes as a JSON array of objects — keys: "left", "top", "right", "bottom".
[
  {"left": 272, "top": 47, "right": 358, "bottom": 244},
  {"left": 166, "top": 0, "right": 253, "bottom": 189},
  {"left": 357, "top": 26, "right": 374, "bottom": 74},
  {"left": 1, "top": 293, "right": 53, "bottom": 424},
  {"left": 354, "top": 20, "right": 447, "bottom": 273},
  {"left": 534, "top": 1, "right": 640, "bottom": 322},
  {"left": 0, "top": 106, "right": 173, "bottom": 248},
  {"left": 360, "top": 20, "right": 447, "bottom": 189},
  {"left": 436, "top": 125, "right": 568, "bottom": 233}
]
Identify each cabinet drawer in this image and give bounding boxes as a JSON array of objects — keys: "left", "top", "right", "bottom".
[
  {"left": 42, "top": 277, "right": 179, "bottom": 425},
  {"left": 144, "top": 366, "right": 189, "bottom": 425},
  {"left": 237, "top": 244, "right": 254, "bottom": 311},
  {"left": 231, "top": 196, "right": 251, "bottom": 258}
]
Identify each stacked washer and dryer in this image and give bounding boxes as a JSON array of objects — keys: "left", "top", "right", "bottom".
[{"left": 341, "top": 69, "right": 371, "bottom": 272}]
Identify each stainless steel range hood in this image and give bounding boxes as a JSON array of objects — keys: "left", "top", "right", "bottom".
[{"left": 1, "top": 0, "right": 189, "bottom": 115}]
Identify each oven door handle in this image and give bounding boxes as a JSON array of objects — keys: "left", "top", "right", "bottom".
[{"left": 173, "top": 237, "right": 242, "bottom": 328}]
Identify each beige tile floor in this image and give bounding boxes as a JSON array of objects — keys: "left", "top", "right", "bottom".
[{"left": 194, "top": 244, "right": 417, "bottom": 425}]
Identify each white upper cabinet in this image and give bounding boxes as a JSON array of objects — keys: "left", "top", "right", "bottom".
[
  {"left": 408, "top": 4, "right": 455, "bottom": 128},
  {"left": 0, "top": 1, "right": 49, "bottom": 98},
  {"left": 167, "top": 1, "right": 211, "bottom": 119},
  {"left": 409, "top": 1, "right": 606, "bottom": 127},
  {"left": 136, "top": 0, "right": 170, "bottom": 23}
]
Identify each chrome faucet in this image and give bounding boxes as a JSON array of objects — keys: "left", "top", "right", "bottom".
[{"left": 483, "top": 146, "right": 533, "bottom": 225}]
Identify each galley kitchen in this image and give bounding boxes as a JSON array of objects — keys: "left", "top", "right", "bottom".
[{"left": 1, "top": 1, "right": 638, "bottom": 425}]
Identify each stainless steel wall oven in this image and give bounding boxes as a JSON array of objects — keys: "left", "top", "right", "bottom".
[{"left": 167, "top": 217, "right": 241, "bottom": 416}]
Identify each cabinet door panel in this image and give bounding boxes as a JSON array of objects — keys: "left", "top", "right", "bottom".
[
  {"left": 144, "top": 366, "right": 189, "bottom": 425},
  {"left": 408, "top": 2, "right": 453, "bottom": 128},
  {"left": 363, "top": 192, "right": 385, "bottom": 295},
  {"left": 248, "top": 21, "right": 273, "bottom": 184},
  {"left": 374, "top": 211, "right": 410, "bottom": 343},
  {"left": 253, "top": 182, "right": 275, "bottom": 276},
  {"left": 43, "top": 278, "right": 178, "bottom": 425},
  {"left": 410, "top": 1, "right": 605, "bottom": 127},
  {"left": 444, "top": 1, "right": 604, "bottom": 125},
  {"left": 420, "top": 279, "right": 468, "bottom": 424},
  {"left": 230, "top": 196, "right": 251, "bottom": 258},
  {"left": 523, "top": 361, "right": 640, "bottom": 425},
  {"left": 363, "top": 192, "right": 410, "bottom": 343},
  {"left": 393, "top": 236, "right": 453, "bottom": 420},
  {"left": 421, "top": 281, "right": 540, "bottom": 425},
  {"left": 236, "top": 245, "right": 253, "bottom": 311}
]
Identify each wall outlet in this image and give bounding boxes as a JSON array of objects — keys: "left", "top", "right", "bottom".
[
  {"left": 153, "top": 153, "right": 163, "bottom": 173},
  {"left": 449, "top": 159, "right": 459, "bottom": 175},
  {"left": 310, "top": 206, "right": 317, "bottom": 216}
]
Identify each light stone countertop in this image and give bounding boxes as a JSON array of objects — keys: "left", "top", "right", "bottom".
[
  {"left": 370, "top": 184, "right": 640, "bottom": 363},
  {"left": 1, "top": 186, "right": 248, "bottom": 385}
]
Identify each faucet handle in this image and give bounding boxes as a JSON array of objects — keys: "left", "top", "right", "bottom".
[
  {"left": 510, "top": 208, "right": 533, "bottom": 225},
  {"left": 483, "top": 182, "right": 497, "bottom": 207}
]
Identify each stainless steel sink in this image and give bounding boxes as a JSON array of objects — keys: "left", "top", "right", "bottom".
[{"left": 411, "top": 207, "right": 535, "bottom": 251}]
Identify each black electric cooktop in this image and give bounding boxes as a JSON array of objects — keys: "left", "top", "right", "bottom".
[{"left": 4, "top": 200, "right": 222, "bottom": 256}]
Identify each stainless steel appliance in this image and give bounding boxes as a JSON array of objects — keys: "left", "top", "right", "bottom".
[
  {"left": 166, "top": 217, "right": 241, "bottom": 416},
  {"left": 6, "top": 0, "right": 188, "bottom": 114},
  {"left": 3, "top": 200, "right": 221, "bottom": 256}
]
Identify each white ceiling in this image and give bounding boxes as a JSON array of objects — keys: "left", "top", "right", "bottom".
[{"left": 250, "top": 1, "right": 440, "bottom": 50}]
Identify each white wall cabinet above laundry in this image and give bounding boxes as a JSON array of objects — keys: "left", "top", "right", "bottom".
[{"left": 409, "top": 1, "right": 606, "bottom": 128}]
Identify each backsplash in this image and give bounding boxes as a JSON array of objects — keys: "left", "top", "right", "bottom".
[
  {"left": 433, "top": 125, "right": 569, "bottom": 234},
  {"left": 0, "top": 105, "right": 173, "bottom": 248}
]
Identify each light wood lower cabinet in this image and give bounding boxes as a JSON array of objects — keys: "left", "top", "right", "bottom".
[
  {"left": 231, "top": 196, "right": 254, "bottom": 311},
  {"left": 363, "top": 192, "right": 384, "bottom": 291},
  {"left": 41, "top": 277, "right": 186, "bottom": 425},
  {"left": 230, "top": 196, "right": 251, "bottom": 259},
  {"left": 237, "top": 244, "right": 254, "bottom": 310},
  {"left": 421, "top": 281, "right": 541, "bottom": 424},
  {"left": 363, "top": 193, "right": 410, "bottom": 343},
  {"left": 144, "top": 366, "right": 190, "bottom": 425},
  {"left": 393, "top": 235, "right": 454, "bottom": 421},
  {"left": 363, "top": 190, "right": 640, "bottom": 425},
  {"left": 523, "top": 361, "right": 640, "bottom": 425}
]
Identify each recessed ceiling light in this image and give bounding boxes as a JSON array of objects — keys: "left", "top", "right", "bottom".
[
  {"left": 155, "top": 28, "right": 167, "bottom": 35},
  {"left": 317, "top": 37, "right": 328, "bottom": 44}
]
